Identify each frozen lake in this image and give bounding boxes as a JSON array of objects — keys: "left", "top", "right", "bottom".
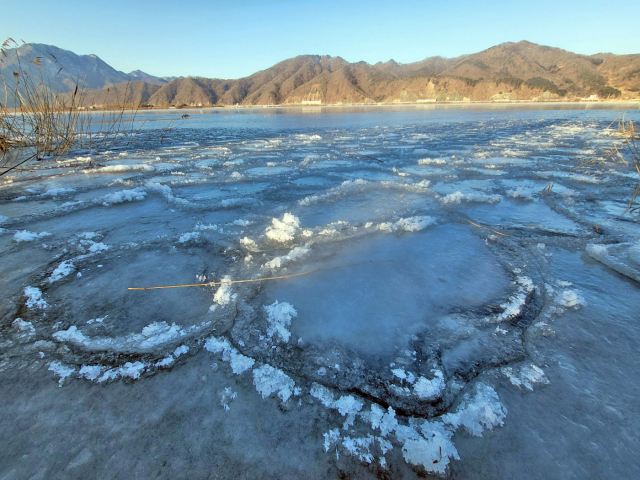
[{"left": 1, "top": 104, "right": 640, "bottom": 478}]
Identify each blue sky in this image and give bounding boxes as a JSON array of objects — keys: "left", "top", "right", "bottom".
[{"left": 2, "top": 0, "right": 638, "bottom": 79}]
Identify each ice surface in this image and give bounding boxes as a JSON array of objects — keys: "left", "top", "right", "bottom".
[
  {"left": 264, "top": 224, "right": 510, "bottom": 355},
  {"left": 3, "top": 107, "right": 640, "bottom": 479}
]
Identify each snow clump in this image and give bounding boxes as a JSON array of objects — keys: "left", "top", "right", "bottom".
[
  {"left": 95, "top": 188, "right": 147, "bottom": 206},
  {"left": 13, "top": 230, "right": 51, "bottom": 242},
  {"left": 265, "top": 213, "right": 300, "bottom": 242},
  {"left": 502, "top": 364, "right": 549, "bottom": 390}
]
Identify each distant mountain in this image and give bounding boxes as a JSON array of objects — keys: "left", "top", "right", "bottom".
[
  {"left": 0, "top": 42, "right": 168, "bottom": 106},
  {"left": 135, "top": 42, "right": 640, "bottom": 106},
  {"left": 2, "top": 41, "right": 639, "bottom": 108},
  {"left": 126, "top": 70, "right": 168, "bottom": 86}
]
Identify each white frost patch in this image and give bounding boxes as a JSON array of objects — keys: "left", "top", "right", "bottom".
[
  {"left": 178, "top": 231, "right": 200, "bottom": 243},
  {"left": 263, "top": 301, "right": 297, "bottom": 342},
  {"left": 212, "top": 275, "right": 236, "bottom": 307},
  {"left": 378, "top": 215, "right": 436, "bottom": 233},
  {"left": 24, "top": 286, "right": 48, "bottom": 309},
  {"left": 323, "top": 429, "right": 341, "bottom": 452},
  {"left": 240, "top": 236, "right": 259, "bottom": 251},
  {"left": 53, "top": 326, "right": 86, "bottom": 343},
  {"left": 252, "top": 364, "right": 296, "bottom": 402},
  {"left": 441, "top": 383, "right": 507, "bottom": 436},
  {"left": 413, "top": 370, "right": 445, "bottom": 400},
  {"left": 558, "top": 289, "right": 585, "bottom": 308},
  {"left": 13, "top": 230, "right": 52, "bottom": 242},
  {"left": 98, "top": 361, "right": 146, "bottom": 382},
  {"left": 265, "top": 213, "right": 300, "bottom": 242},
  {"left": 262, "top": 245, "right": 309, "bottom": 270},
  {"left": 507, "top": 187, "right": 535, "bottom": 201},
  {"left": 298, "top": 179, "right": 369, "bottom": 206},
  {"left": 502, "top": 364, "right": 549, "bottom": 390},
  {"left": 342, "top": 436, "right": 374, "bottom": 463},
  {"left": 401, "top": 421, "right": 459, "bottom": 475},
  {"left": 379, "top": 407, "right": 398, "bottom": 436},
  {"left": 391, "top": 368, "right": 416, "bottom": 384},
  {"left": 53, "top": 321, "right": 200, "bottom": 351},
  {"left": 194, "top": 223, "right": 221, "bottom": 232},
  {"left": 49, "top": 260, "right": 75, "bottom": 283},
  {"left": 173, "top": 345, "right": 190, "bottom": 357},
  {"left": 95, "top": 188, "right": 147, "bottom": 206},
  {"left": 418, "top": 158, "right": 447, "bottom": 165},
  {"left": 13, "top": 318, "right": 35, "bottom": 334},
  {"left": 440, "top": 191, "right": 501, "bottom": 205},
  {"left": 48, "top": 361, "right": 75, "bottom": 386},
  {"left": 221, "top": 387, "right": 238, "bottom": 411},
  {"left": 204, "top": 336, "right": 255, "bottom": 374},
  {"left": 78, "top": 365, "right": 104, "bottom": 381},
  {"left": 310, "top": 383, "right": 364, "bottom": 416},
  {"left": 494, "top": 276, "right": 534, "bottom": 322},
  {"left": 333, "top": 395, "right": 364, "bottom": 416},
  {"left": 155, "top": 356, "right": 175, "bottom": 368},
  {"left": 43, "top": 187, "right": 76, "bottom": 197}
]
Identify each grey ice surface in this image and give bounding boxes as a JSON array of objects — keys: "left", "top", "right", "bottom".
[{"left": 1, "top": 105, "right": 640, "bottom": 479}]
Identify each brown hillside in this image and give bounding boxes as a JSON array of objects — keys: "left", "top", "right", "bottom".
[{"left": 77, "top": 41, "right": 640, "bottom": 107}]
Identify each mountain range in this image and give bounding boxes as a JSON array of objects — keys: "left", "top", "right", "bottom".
[{"left": 2, "top": 41, "right": 639, "bottom": 108}]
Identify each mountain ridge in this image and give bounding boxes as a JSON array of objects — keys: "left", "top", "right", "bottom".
[{"left": 2, "top": 40, "right": 639, "bottom": 107}]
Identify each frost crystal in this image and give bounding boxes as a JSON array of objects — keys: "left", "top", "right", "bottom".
[
  {"left": 263, "top": 301, "right": 297, "bottom": 342},
  {"left": 252, "top": 364, "right": 296, "bottom": 402},
  {"left": 24, "top": 286, "right": 48, "bottom": 309},
  {"left": 441, "top": 383, "right": 507, "bottom": 436},
  {"left": 49, "top": 260, "right": 75, "bottom": 283},
  {"left": 204, "top": 336, "right": 255, "bottom": 374},
  {"left": 413, "top": 370, "right": 445, "bottom": 400}
]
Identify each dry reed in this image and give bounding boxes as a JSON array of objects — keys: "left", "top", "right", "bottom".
[{"left": 0, "top": 38, "right": 139, "bottom": 177}]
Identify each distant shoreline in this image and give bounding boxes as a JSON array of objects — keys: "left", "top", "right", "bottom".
[{"left": 76, "top": 100, "right": 640, "bottom": 113}]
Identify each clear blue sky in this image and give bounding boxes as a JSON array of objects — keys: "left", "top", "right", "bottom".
[{"left": 2, "top": 0, "right": 638, "bottom": 79}]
